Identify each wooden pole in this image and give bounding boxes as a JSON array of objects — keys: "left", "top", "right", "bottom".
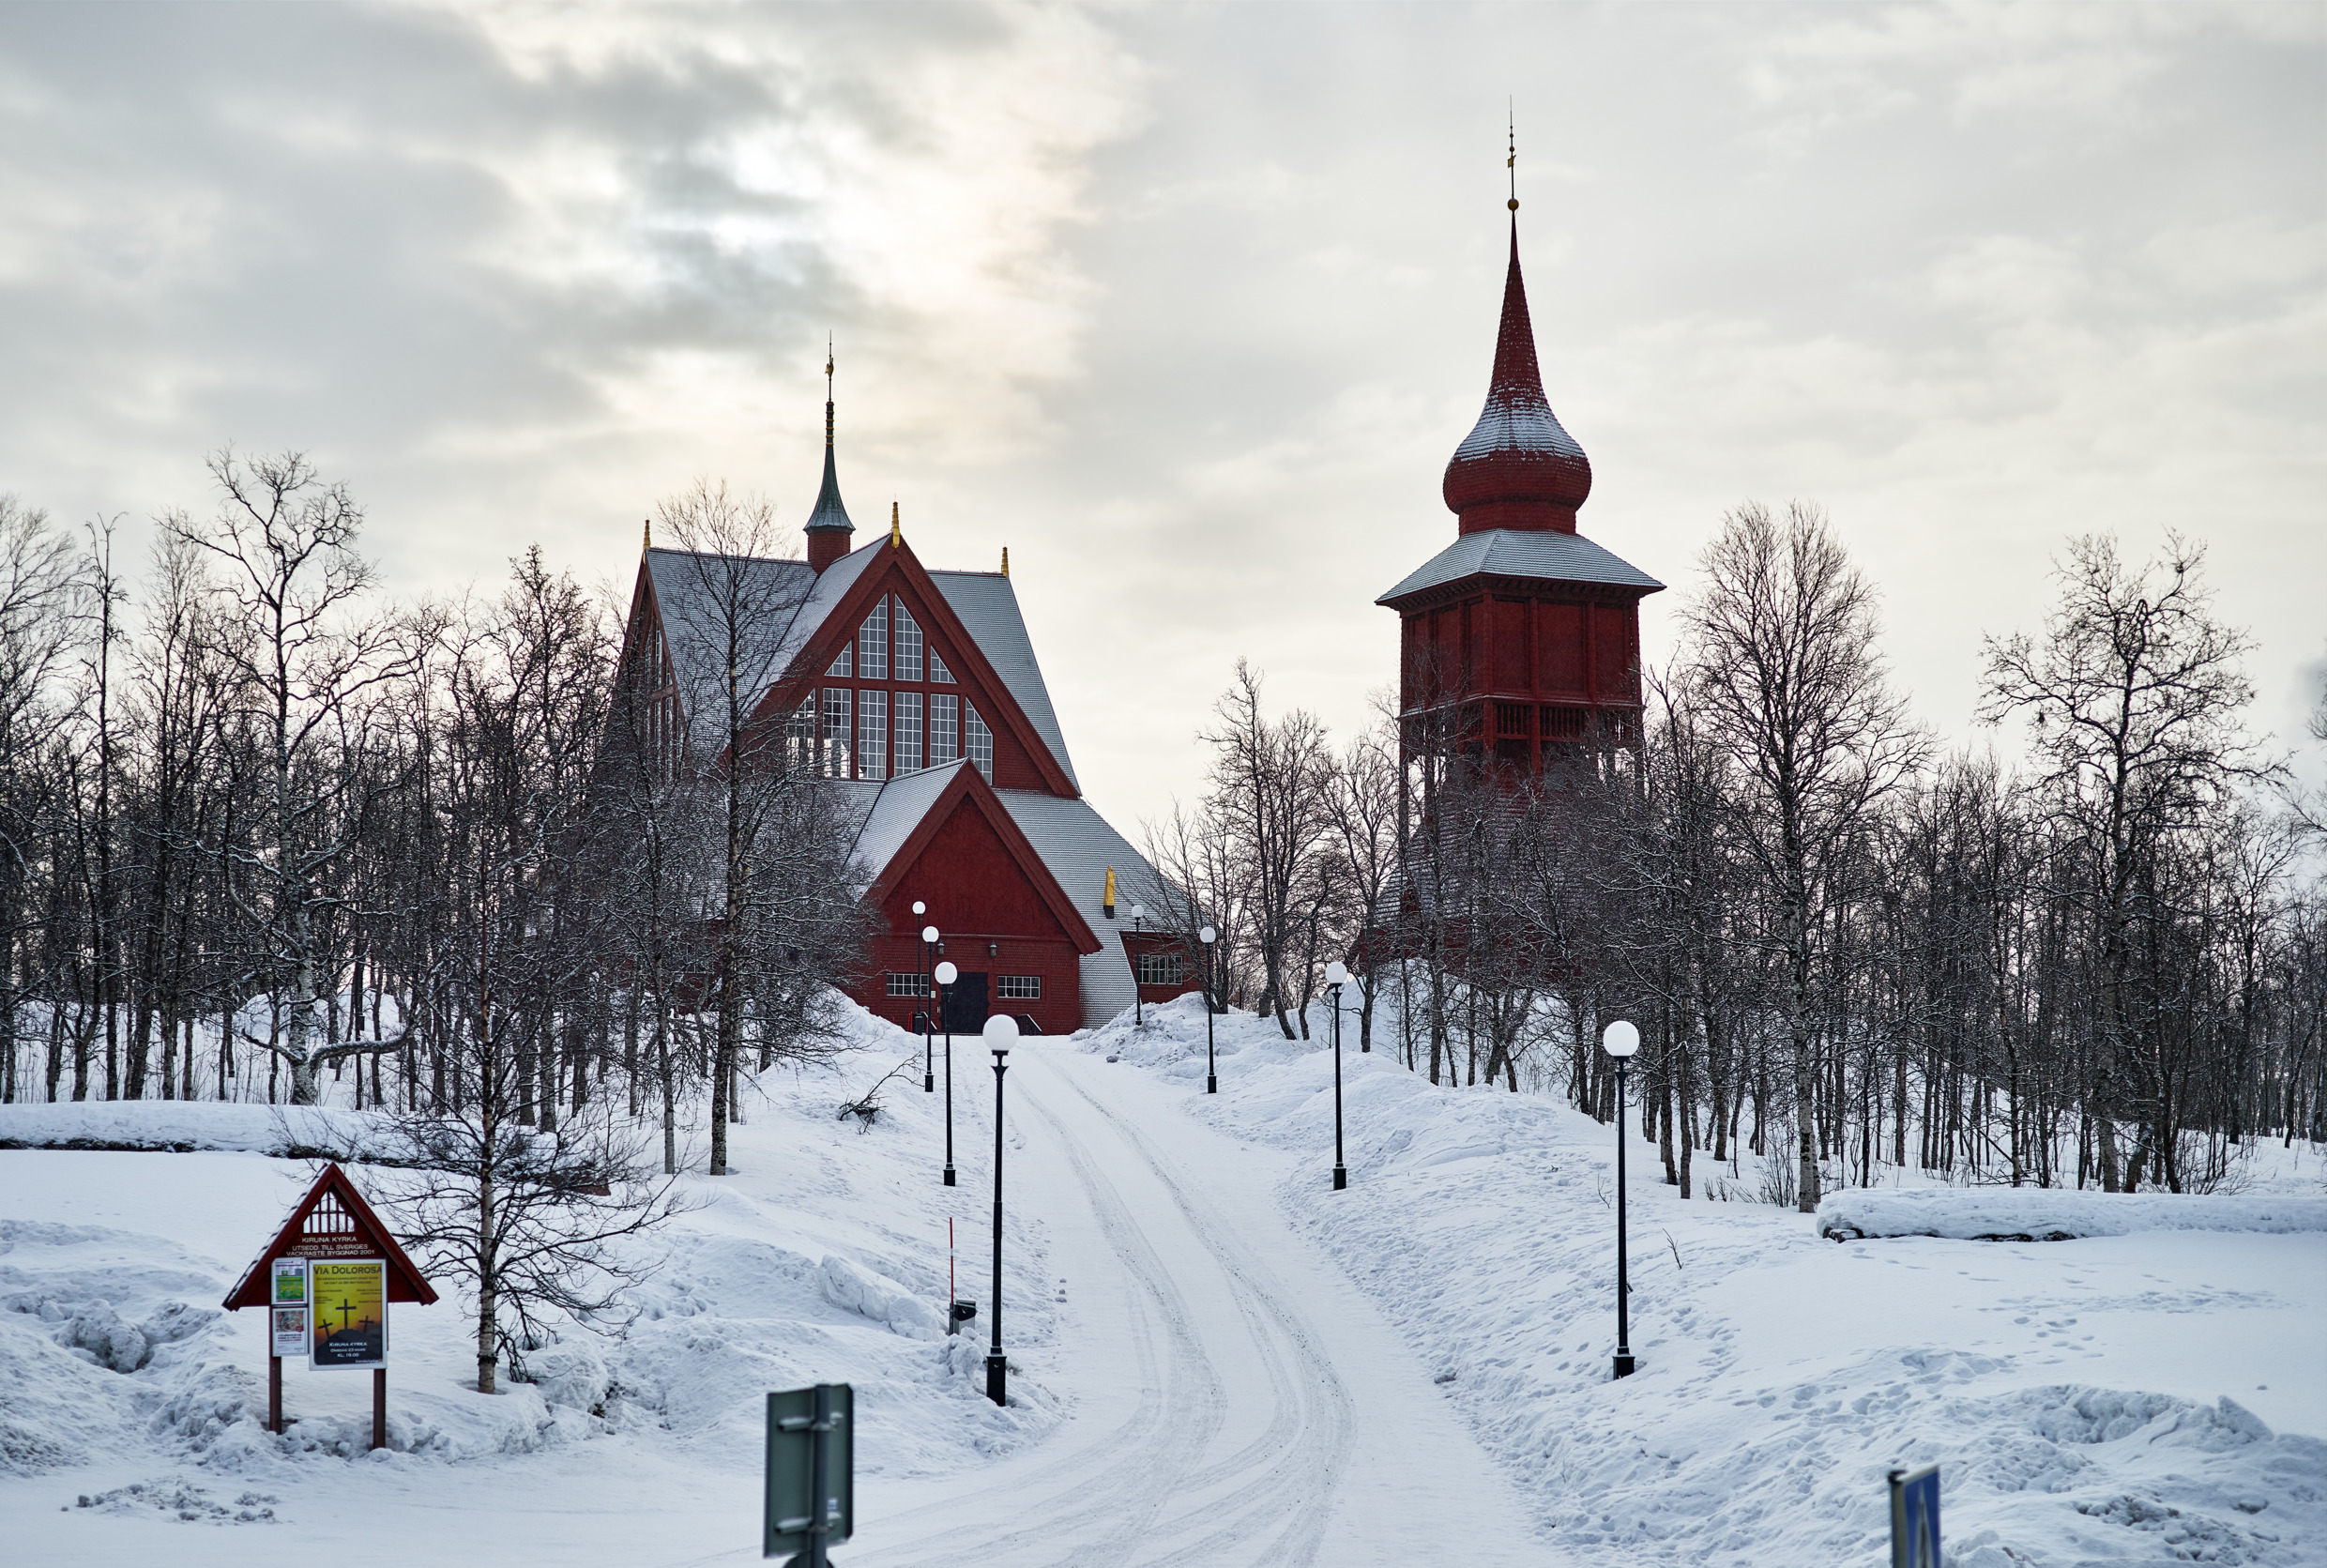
[
  {"left": 373, "top": 1367, "right": 388, "bottom": 1451},
  {"left": 269, "top": 1354, "right": 283, "bottom": 1433}
]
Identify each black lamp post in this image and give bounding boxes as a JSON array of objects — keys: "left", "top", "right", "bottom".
[
  {"left": 1604, "top": 1018, "right": 1640, "bottom": 1379},
  {"left": 935, "top": 959, "right": 959, "bottom": 1186},
  {"left": 983, "top": 1013, "right": 1017, "bottom": 1407},
  {"left": 1326, "top": 960, "right": 1348, "bottom": 1191},
  {"left": 1200, "top": 923, "right": 1219, "bottom": 1093},
  {"left": 920, "top": 918, "right": 938, "bottom": 1092},
  {"left": 1130, "top": 904, "right": 1146, "bottom": 1026}
]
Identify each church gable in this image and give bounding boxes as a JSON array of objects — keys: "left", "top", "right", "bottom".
[
  {"left": 761, "top": 540, "right": 1078, "bottom": 798},
  {"left": 883, "top": 799, "right": 1069, "bottom": 940}
]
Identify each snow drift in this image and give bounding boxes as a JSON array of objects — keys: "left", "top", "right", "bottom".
[{"left": 1817, "top": 1187, "right": 2327, "bottom": 1242}]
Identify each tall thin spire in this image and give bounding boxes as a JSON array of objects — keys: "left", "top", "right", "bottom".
[
  {"left": 805, "top": 339, "right": 856, "bottom": 571},
  {"left": 1438, "top": 129, "right": 1592, "bottom": 535}
]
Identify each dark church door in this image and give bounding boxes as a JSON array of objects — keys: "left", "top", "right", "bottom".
[{"left": 943, "top": 973, "right": 989, "bottom": 1035}]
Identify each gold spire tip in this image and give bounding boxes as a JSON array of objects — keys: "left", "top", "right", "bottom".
[
  {"left": 1000, "top": 545, "right": 1010, "bottom": 577},
  {"left": 643, "top": 517, "right": 651, "bottom": 550},
  {"left": 890, "top": 501, "right": 901, "bottom": 548}
]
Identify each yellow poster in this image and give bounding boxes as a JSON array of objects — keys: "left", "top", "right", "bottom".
[{"left": 309, "top": 1259, "right": 387, "bottom": 1369}]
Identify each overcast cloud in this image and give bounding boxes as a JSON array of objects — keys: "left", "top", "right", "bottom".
[{"left": 2, "top": 1, "right": 2320, "bottom": 830}]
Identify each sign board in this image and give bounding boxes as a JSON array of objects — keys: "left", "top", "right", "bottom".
[
  {"left": 310, "top": 1258, "right": 388, "bottom": 1370},
  {"left": 1889, "top": 1463, "right": 1940, "bottom": 1568},
  {"left": 269, "top": 1258, "right": 310, "bottom": 1357},
  {"left": 765, "top": 1383, "right": 853, "bottom": 1562}
]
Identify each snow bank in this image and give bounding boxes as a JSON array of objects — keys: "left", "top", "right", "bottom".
[
  {"left": 1081, "top": 993, "right": 2327, "bottom": 1566},
  {"left": 0, "top": 997, "right": 1061, "bottom": 1557},
  {"left": 0, "top": 1101, "right": 393, "bottom": 1160},
  {"left": 1817, "top": 1186, "right": 2327, "bottom": 1242}
]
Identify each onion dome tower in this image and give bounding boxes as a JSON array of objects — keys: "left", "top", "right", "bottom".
[
  {"left": 1376, "top": 129, "right": 1662, "bottom": 772},
  {"left": 805, "top": 345, "right": 856, "bottom": 573},
  {"left": 1442, "top": 222, "right": 1593, "bottom": 534}
]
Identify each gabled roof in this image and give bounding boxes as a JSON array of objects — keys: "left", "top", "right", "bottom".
[
  {"left": 929, "top": 570, "right": 1077, "bottom": 791},
  {"left": 1376, "top": 526, "right": 1664, "bottom": 605},
  {"left": 996, "top": 788, "right": 1169, "bottom": 1027},
  {"left": 639, "top": 541, "right": 880, "bottom": 736},
  {"left": 836, "top": 761, "right": 1101, "bottom": 954}
]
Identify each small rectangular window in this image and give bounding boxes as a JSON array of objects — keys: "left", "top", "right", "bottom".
[
  {"left": 786, "top": 693, "right": 817, "bottom": 772},
  {"left": 966, "top": 703, "right": 993, "bottom": 781},
  {"left": 858, "top": 599, "right": 890, "bottom": 680},
  {"left": 828, "top": 646, "right": 852, "bottom": 678},
  {"left": 997, "top": 975, "right": 1041, "bottom": 1000},
  {"left": 858, "top": 688, "right": 888, "bottom": 779},
  {"left": 822, "top": 688, "right": 852, "bottom": 777},
  {"left": 930, "top": 693, "right": 959, "bottom": 766},
  {"left": 1136, "top": 952, "right": 1186, "bottom": 986},
  {"left": 930, "top": 649, "right": 956, "bottom": 684},
  {"left": 894, "top": 691, "right": 923, "bottom": 773},
  {"left": 894, "top": 599, "right": 923, "bottom": 682},
  {"left": 886, "top": 972, "right": 932, "bottom": 997}
]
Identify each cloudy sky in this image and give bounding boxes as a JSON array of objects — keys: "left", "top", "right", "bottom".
[{"left": 3, "top": 2, "right": 2320, "bottom": 829}]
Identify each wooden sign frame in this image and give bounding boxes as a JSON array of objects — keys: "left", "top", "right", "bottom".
[{"left": 222, "top": 1163, "right": 437, "bottom": 1447}]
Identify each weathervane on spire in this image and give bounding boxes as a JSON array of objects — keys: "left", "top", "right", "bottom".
[
  {"left": 826, "top": 334, "right": 834, "bottom": 402},
  {"left": 1507, "top": 103, "right": 1518, "bottom": 213}
]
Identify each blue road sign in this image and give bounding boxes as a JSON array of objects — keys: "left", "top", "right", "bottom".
[{"left": 1889, "top": 1463, "right": 1940, "bottom": 1568}]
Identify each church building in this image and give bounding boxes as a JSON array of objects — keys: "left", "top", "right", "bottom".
[{"left": 613, "top": 384, "right": 1187, "bottom": 1036}]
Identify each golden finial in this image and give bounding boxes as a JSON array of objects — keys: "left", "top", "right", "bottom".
[
  {"left": 643, "top": 517, "right": 652, "bottom": 551},
  {"left": 1000, "top": 545, "right": 1010, "bottom": 577},
  {"left": 1507, "top": 104, "right": 1518, "bottom": 212},
  {"left": 890, "top": 501, "right": 901, "bottom": 548},
  {"left": 826, "top": 334, "right": 834, "bottom": 398}
]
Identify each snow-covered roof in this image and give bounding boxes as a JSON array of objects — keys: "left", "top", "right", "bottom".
[
  {"left": 1376, "top": 527, "right": 1664, "bottom": 604},
  {"left": 996, "top": 789, "right": 1165, "bottom": 1028},
  {"left": 835, "top": 762, "right": 970, "bottom": 895},
  {"left": 643, "top": 546, "right": 1077, "bottom": 789},
  {"left": 820, "top": 769, "right": 1161, "bottom": 1028},
  {"left": 930, "top": 570, "right": 1078, "bottom": 791},
  {"left": 643, "top": 544, "right": 884, "bottom": 733}
]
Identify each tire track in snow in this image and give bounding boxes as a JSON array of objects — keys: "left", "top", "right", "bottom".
[
  {"left": 1042, "top": 1058, "right": 1354, "bottom": 1568},
  {"left": 848, "top": 1065, "right": 1226, "bottom": 1567}
]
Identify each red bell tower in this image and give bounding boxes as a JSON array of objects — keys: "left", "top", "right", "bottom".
[{"left": 1377, "top": 179, "right": 1662, "bottom": 773}]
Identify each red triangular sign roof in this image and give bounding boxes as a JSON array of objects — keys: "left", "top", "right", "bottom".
[{"left": 222, "top": 1162, "right": 439, "bottom": 1310}]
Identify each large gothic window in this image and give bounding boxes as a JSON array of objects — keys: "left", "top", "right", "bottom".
[
  {"left": 858, "top": 600, "right": 890, "bottom": 680},
  {"left": 894, "top": 692, "right": 923, "bottom": 773},
  {"left": 858, "top": 689, "right": 888, "bottom": 779},
  {"left": 894, "top": 598, "right": 923, "bottom": 682},
  {"left": 821, "top": 688, "right": 852, "bottom": 777},
  {"left": 966, "top": 702, "right": 993, "bottom": 781},
  {"left": 931, "top": 693, "right": 959, "bottom": 766}
]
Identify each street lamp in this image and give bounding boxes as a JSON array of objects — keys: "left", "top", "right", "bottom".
[
  {"left": 1603, "top": 1018, "right": 1640, "bottom": 1379},
  {"left": 1200, "top": 924, "right": 1219, "bottom": 1093},
  {"left": 1129, "top": 904, "right": 1146, "bottom": 1026},
  {"left": 983, "top": 1012, "right": 1018, "bottom": 1407},
  {"left": 935, "top": 960, "right": 959, "bottom": 1187},
  {"left": 920, "top": 922, "right": 940, "bottom": 1092},
  {"left": 1326, "top": 960, "right": 1349, "bottom": 1191}
]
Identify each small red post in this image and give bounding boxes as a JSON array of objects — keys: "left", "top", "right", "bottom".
[
  {"left": 372, "top": 1367, "right": 388, "bottom": 1451},
  {"left": 268, "top": 1354, "right": 283, "bottom": 1434}
]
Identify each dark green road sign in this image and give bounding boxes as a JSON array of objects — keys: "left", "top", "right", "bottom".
[{"left": 766, "top": 1383, "right": 854, "bottom": 1564}]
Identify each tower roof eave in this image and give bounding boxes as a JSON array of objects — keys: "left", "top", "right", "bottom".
[{"left": 1376, "top": 526, "right": 1663, "bottom": 607}]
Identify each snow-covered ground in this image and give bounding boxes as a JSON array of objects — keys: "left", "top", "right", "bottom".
[
  {"left": 3, "top": 995, "right": 2322, "bottom": 1566},
  {"left": 1091, "top": 996, "right": 2327, "bottom": 1567}
]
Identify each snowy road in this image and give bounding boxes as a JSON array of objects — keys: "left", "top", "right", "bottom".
[{"left": 845, "top": 1039, "right": 1554, "bottom": 1568}]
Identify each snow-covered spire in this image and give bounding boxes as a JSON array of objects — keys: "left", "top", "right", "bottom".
[{"left": 1440, "top": 206, "right": 1593, "bottom": 536}]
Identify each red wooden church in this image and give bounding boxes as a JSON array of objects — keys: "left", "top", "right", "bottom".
[
  {"left": 1379, "top": 201, "right": 1663, "bottom": 764},
  {"left": 613, "top": 387, "right": 1188, "bottom": 1036}
]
